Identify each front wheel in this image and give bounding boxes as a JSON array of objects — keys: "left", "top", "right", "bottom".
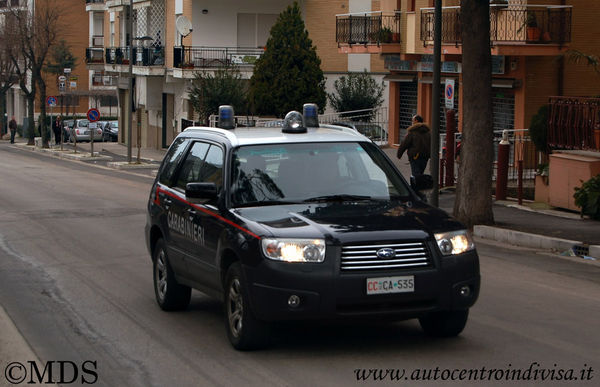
[
  {"left": 419, "top": 309, "right": 469, "bottom": 337},
  {"left": 153, "top": 239, "right": 191, "bottom": 311},
  {"left": 225, "top": 262, "right": 270, "bottom": 350}
]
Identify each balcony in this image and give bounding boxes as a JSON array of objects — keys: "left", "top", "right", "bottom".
[
  {"left": 336, "top": 11, "right": 402, "bottom": 54},
  {"left": 0, "top": 0, "right": 23, "bottom": 9},
  {"left": 420, "top": 5, "right": 572, "bottom": 56},
  {"left": 86, "top": 47, "right": 105, "bottom": 64},
  {"left": 173, "top": 46, "right": 265, "bottom": 69},
  {"left": 85, "top": 0, "right": 105, "bottom": 12},
  {"left": 91, "top": 72, "right": 118, "bottom": 88}
]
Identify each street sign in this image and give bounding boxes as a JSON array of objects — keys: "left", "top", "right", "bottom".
[
  {"left": 64, "top": 68, "right": 71, "bottom": 73},
  {"left": 89, "top": 122, "right": 98, "bottom": 129},
  {"left": 87, "top": 108, "right": 100, "bottom": 122},
  {"left": 47, "top": 96, "right": 57, "bottom": 107},
  {"left": 445, "top": 79, "right": 455, "bottom": 109},
  {"left": 58, "top": 75, "right": 67, "bottom": 82}
]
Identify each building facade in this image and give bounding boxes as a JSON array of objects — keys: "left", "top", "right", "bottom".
[{"left": 336, "top": 0, "right": 600, "bottom": 146}]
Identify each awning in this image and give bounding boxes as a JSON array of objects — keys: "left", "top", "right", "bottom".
[
  {"left": 492, "top": 79, "right": 516, "bottom": 89},
  {"left": 382, "top": 74, "right": 417, "bottom": 82},
  {"left": 419, "top": 76, "right": 457, "bottom": 84}
]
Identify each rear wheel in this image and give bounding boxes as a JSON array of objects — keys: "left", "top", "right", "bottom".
[
  {"left": 225, "top": 262, "right": 270, "bottom": 350},
  {"left": 153, "top": 239, "right": 191, "bottom": 311},
  {"left": 419, "top": 309, "right": 469, "bottom": 337}
]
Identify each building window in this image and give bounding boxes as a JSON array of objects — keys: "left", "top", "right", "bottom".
[
  {"left": 237, "top": 13, "right": 278, "bottom": 47},
  {"left": 407, "top": 0, "right": 415, "bottom": 12}
]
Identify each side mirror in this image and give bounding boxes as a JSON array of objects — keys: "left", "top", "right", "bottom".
[
  {"left": 185, "top": 182, "right": 217, "bottom": 203},
  {"left": 411, "top": 174, "right": 433, "bottom": 191}
]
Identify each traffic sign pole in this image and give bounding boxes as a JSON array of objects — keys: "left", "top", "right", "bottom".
[{"left": 87, "top": 108, "right": 101, "bottom": 157}]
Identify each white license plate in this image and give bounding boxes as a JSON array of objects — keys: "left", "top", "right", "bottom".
[{"left": 367, "top": 276, "right": 414, "bottom": 295}]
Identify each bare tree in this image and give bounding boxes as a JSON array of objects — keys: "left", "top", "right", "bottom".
[
  {"left": 9, "top": 0, "right": 62, "bottom": 147},
  {"left": 453, "top": 0, "right": 495, "bottom": 227},
  {"left": 0, "top": 15, "right": 17, "bottom": 137}
]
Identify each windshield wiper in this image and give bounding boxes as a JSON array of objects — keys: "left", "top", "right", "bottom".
[
  {"left": 303, "top": 194, "right": 374, "bottom": 203},
  {"left": 235, "top": 200, "right": 301, "bottom": 208}
]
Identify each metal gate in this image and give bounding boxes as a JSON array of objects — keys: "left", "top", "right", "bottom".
[
  {"left": 492, "top": 90, "right": 515, "bottom": 132},
  {"left": 397, "top": 81, "right": 418, "bottom": 142}
]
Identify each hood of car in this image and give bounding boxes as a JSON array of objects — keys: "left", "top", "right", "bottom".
[{"left": 233, "top": 201, "right": 463, "bottom": 244}]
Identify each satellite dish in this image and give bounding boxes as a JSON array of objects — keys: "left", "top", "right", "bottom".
[{"left": 176, "top": 16, "right": 193, "bottom": 37}]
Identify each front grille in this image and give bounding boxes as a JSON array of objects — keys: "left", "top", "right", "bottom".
[{"left": 341, "top": 242, "right": 431, "bottom": 271}]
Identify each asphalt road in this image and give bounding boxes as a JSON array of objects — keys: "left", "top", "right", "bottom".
[{"left": 1, "top": 144, "right": 599, "bottom": 386}]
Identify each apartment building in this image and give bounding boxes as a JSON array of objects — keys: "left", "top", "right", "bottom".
[
  {"left": 4, "top": 0, "right": 93, "bottom": 125},
  {"left": 336, "top": 0, "right": 600, "bottom": 146}
]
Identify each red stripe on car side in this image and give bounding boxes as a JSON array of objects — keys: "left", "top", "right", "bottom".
[{"left": 156, "top": 186, "right": 260, "bottom": 240}]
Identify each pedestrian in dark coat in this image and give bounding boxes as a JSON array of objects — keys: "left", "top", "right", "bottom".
[
  {"left": 397, "top": 115, "right": 431, "bottom": 177},
  {"left": 53, "top": 116, "right": 62, "bottom": 145},
  {"left": 8, "top": 116, "right": 17, "bottom": 144}
]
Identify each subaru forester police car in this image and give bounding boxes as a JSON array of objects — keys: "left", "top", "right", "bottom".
[{"left": 145, "top": 104, "right": 480, "bottom": 350}]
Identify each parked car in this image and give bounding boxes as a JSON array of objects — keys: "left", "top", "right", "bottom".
[
  {"left": 69, "top": 119, "right": 103, "bottom": 142},
  {"left": 103, "top": 120, "right": 118, "bottom": 142},
  {"left": 331, "top": 121, "right": 387, "bottom": 141}
]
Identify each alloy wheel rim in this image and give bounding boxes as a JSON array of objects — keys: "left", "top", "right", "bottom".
[
  {"left": 156, "top": 250, "right": 167, "bottom": 301},
  {"left": 228, "top": 278, "right": 243, "bottom": 338}
]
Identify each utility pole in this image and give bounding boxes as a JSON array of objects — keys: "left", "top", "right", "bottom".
[
  {"left": 430, "top": 0, "right": 442, "bottom": 207},
  {"left": 127, "top": 0, "right": 133, "bottom": 163}
]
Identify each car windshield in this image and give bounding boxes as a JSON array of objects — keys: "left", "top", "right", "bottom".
[
  {"left": 111, "top": 121, "right": 118, "bottom": 128},
  {"left": 230, "top": 142, "right": 411, "bottom": 207},
  {"left": 79, "top": 120, "right": 89, "bottom": 127}
]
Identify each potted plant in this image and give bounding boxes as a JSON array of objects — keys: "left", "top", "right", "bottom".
[
  {"left": 524, "top": 13, "right": 540, "bottom": 41},
  {"left": 376, "top": 27, "right": 393, "bottom": 43}
]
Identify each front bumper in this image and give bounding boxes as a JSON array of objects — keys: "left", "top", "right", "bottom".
[{"left": 243, "top": 247, "right": 480, "bottom": 322}]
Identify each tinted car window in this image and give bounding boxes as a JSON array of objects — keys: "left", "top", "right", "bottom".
[
  {"left": 175, "top": 142, "right": 210, "bottom": 189},
  {"left": 158, "top": 138, "right": 188, "bottom": 186},
  {"left": 198, "top": 146, "right": 224, "bottom": 189}
]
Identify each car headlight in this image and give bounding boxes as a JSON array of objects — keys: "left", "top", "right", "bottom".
[
  {"left": 434, "top": 230, "right": 475, "bottom": 256},
  {"left": 261, "top": 238, "right": 326, "bottom": 263}
]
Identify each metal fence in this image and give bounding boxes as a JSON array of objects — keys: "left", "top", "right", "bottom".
[
  {"left": 440, "top": 129, "right": 538, "bottom": 191},
  {"left": 548, "top": 96, "right": 600, "bottom": 151}
]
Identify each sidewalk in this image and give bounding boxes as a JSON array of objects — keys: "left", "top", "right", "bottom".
[{"left": 381, "top": 147, "right": 600, "bottom": 259}]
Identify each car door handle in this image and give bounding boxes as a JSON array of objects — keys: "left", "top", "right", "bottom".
[{"left": 186, "top": 208, "right": 197, "bottom": 216}]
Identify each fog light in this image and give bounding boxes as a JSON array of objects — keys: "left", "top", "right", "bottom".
[
  {"left": 459, "top": 285, "right": 471, "bottom": 297},
  {"left": 288, "top": 295, "right": 301, "bottom": 308}
]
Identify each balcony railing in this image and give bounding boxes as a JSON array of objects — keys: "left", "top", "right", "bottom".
[
  {"left": 0, "top": 0, "right": 21, "bottom": 7},
  {"left": 420, "top": 5, "right": 572, "bottom": 46},
  {"left": 86, "top": 47, "right": 105, "bottom": 64},
  {"left": 85, "top": 0, "right": 105, "bottom": 4},
  {"left": 135, "top": 46, "right": 165, "bottom": 66},
  {"left": 548, "top": 97, "right": 600, "bottom": 151},
  {"left": 173, "top": 46, "right": 265, "bottom": 69},
  {"left": 91, "top": 73, "right": 118, "bottom": 87},
  {"left": 336, "top": 11, "right": 401, "bottom": 45}
]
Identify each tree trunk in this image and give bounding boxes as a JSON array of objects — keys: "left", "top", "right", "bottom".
[
  {"left": 27, "top": 96, "right": 35, "bottom": 145},
  {"left": 38, "top": 74, "right": 49, "bottom": 148},
  {"left": 0, "top": 91, "right": 6, "bottom": 136},
  {"left": 453, "top": 0, "right": 495, "bottom": 228}
]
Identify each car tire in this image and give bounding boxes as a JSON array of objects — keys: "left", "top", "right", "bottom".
[
  {"left": 419, "top": 309, "right": 469, "bottom": 337},
  {"left": 153, "top": 239, "right": 191, "bottom": 311},
  {"left": 225, "top": 262, "right": 270, "bottom": 350}
]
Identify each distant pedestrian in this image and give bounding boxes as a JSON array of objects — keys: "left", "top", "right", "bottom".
[
  {"left": 397, "top": 115, "right": 431, "bottom": 177},
  {"left": 53, "top": 116, "right": 62, "bottom": 145},
  {"left": 8, "top": 116, "right": 17, "bottom": 144}
]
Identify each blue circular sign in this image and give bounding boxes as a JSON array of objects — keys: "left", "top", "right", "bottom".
[
  {"left": 47, "top": 96, "right": 57, "bottom": 106},
  {"left": 87, "top": 108, "right": 100, "bottom": 122}
]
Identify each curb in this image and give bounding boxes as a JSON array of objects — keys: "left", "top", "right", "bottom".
[
  {"left": 473, "top": 225, "right": 600, "bottom": 259},
  {"left": 106, "top": 161, "right": 158, "bottom": 170}
]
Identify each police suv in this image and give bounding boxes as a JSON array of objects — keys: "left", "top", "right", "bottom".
[{"left": 145, "top": 105, "right": 480, "bottom": 350}]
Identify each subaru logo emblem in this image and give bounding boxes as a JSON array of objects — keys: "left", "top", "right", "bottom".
[{"left": 376, "top": 248, "right": 395, "bottom": 259}]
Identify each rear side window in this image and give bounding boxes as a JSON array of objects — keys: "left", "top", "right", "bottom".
[{"left": 158, "top": 138, "right": 188, "bottom": 186}]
